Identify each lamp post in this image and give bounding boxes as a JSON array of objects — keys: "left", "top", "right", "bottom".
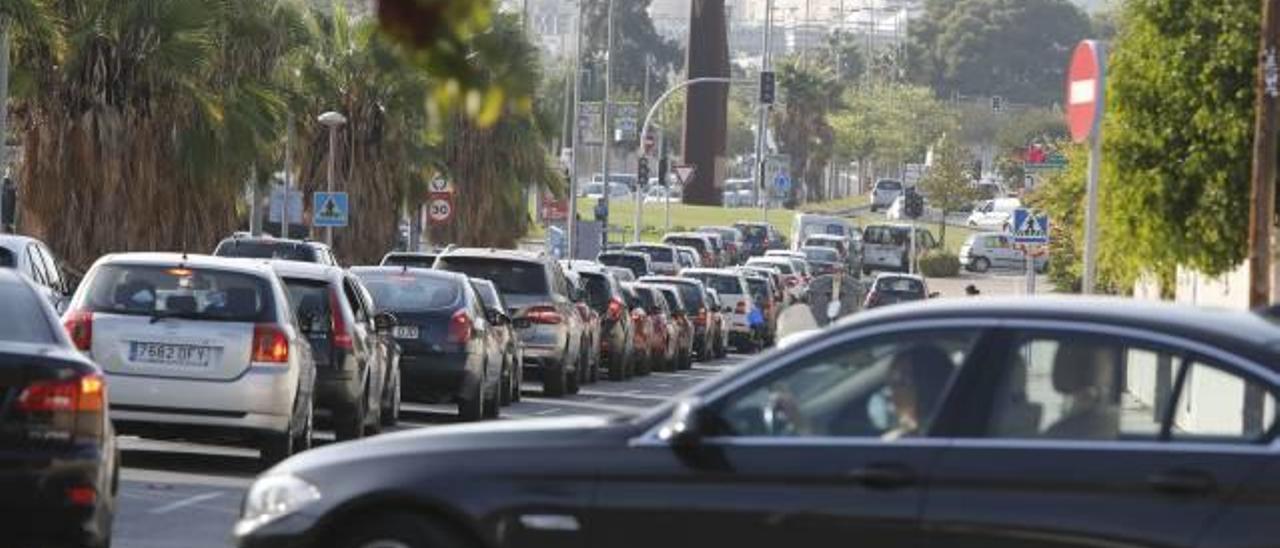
[{"left": 318, "top": 111, "right": 347, "bottom": 246}]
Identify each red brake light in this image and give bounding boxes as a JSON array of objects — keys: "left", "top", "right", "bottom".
[
  {"left": 607, "top": 297, "right": 624, "bottom": 321},
  {"left": 448, "top": 309, "right": 473, "bottom": 344},
  {"left": 63, "top": 310, "right": 93, "bottom": 351},
  {"left": 329, "top": 290, "right": 353, "bottom": 350},
  {"left": 696, "top": 306, "right": 707, "bottom": 326},
  {"left": 18, "top": 374, "right": 105, "bottom": 413},
  {"left": 252, "top": 324, "right": 290, "bottom": 364},
  {"left": 526, "top": 306, "right": 563, "bottom": 325},
  {"left": 66, "top": 486, "right": 97, "bottom": 507}
]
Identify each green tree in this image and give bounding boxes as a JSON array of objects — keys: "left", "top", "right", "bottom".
[
  {"left": 1035, "top": 0, "right": 1263, "bottom": 292},
  {"left": 774, "top": 57, "right": 839, "bottom": 204},
  {"left": 580, "top": 0, "right": 680, "bottom": 97},
  {"left": 919, "top": 136, "right": 980, "bottom": 244},
  {"left": 907, "top": 0, "right": 1092, "bottom": 105},
  {"left": 829, "top": 83, "right": 954, "bottom": 186}
]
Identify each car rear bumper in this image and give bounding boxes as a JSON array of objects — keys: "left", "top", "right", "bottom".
[
  {"left": 315, "top": 355, "right": 362, "bottom": 411},
  {"left": 399, "top": 352, "right": 478, "bottom": 402},
  {"left": 107, "top": 366, "right": 297, "bottom": 434},
  {"left": 0, "top": 446, "right": 111, "bottom": 547}
]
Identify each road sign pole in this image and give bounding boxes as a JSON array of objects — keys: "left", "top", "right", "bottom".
[
  {"left": 1069, "top": 40, "right": 1105, "bottom": 295},
  {"left": 1026, "top": 247, "right": 1037, "bottom": 295},
  {"left": 634, "top": 166, "right": 643, "bottom": 243},
  {"left": 1250, "top": 0, "right": 1280, "bottom": 310},
  {"left": 1082, "top": 129, "right": 1102, "bottom": 294},
  {"left": 909, "top": 219, "right": 917, "bottom": 275}
]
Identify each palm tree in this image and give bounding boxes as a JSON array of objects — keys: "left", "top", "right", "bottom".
[
  {"left": 11, "top": 0, "right": 308, "bottom": 268},
  {"left": 773, "top": 57, "right": 839, "bottom": 205}
]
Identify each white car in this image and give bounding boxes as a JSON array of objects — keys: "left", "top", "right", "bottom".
[
  {"left": 645, "top": 185, "right": 682, "bottom": 203},
  {"left": 65, "top": 253, "right": 317, "bottom": 465},
  {"left": 745, "top": 256, "right": 807, "bottom": 303},
  {"left": 0, "top": 234, "right": 72, "bottom": 312},
  {"left": 678, "top": 268, "right": 757, "bottom": 352},
  {"left": 959, "top": 233, "right": 1049, "bottom": 273},
  {"left": 869, "top": 179, "right": 905, "bottom": 212},
  {"left": 967, "top": 197, "right": 1022, "bottom": 230}
]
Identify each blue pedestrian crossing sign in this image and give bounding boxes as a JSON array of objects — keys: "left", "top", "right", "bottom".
[
  {"left": 313, "top": 192, "right": 349, "bottom": 228},
  {"left": 773, "top": 171, "right": 791, "bottom": 192},
  {"left": 1012, "top": 208, "right": 1050, "bottom": 244}
]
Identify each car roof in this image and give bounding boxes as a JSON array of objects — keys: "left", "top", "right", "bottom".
[
  {"left": 350, "top": 265, "right": 472, "bottom": 285},
  {"left": 93, "top": 253, "right": 276, "bottom": 277},
  {"left": 838, "top": 296, "right": 1280, "bottom": 366},
  {"left": 440, "top": 247, "right": 545, "bottom": 264},
  {"left": 665, "top": 232, "right": 708, "bottom": 238},
  {"left": 0, "top": 234, "right": 42, "bottom": 250},
  {"left": 220, "top": 235, "right": 326, "bottom": 249},
  {"left": 601, "top": 249, "right": 649, "bottom": 257},
  {"left": 269, "top": 260, "right": 344, "bottom": 281},
  {"left": 874, "top": 273, "right": 925, "bottom": 282},
  {"left": 383, "top": 251, "right": 440, "bottom": 258},
  {"left": 681, "top": 268, "right": 741, "bottom": 277},
  {"left": 805, "top": 234, "right": 846, "bottom": 241},
  {"left": 639, "top": 276, "right": 705, "bottom": 288}
]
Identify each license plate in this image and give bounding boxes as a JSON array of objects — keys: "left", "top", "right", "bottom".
[
  {"left": 393, "top": 326, "right": 420, "bottom": 340},
  {"left": 129, "top": 342, "right": 215, "bottom": 367}
]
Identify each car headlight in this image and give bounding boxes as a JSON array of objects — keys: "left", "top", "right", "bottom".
[{"left": 234, "top": 474, "right": 321, "bottom": 536}]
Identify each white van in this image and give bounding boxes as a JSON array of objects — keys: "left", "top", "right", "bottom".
[
  {"left": 791, "top": 213, "right": 856, "bottom": 251},
  {"left": 966, "top": 197, "right": 1022, "bottom": 230},
  {"left": 861, "top": 223, "right": 939, "bottom": 274}
]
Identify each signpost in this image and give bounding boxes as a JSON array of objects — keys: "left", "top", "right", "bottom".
[
  {"left": 1067, "top": 40, "right": 1105, "bottom": 294},
  {"left": 673, "top": 165, "right": 696, "bottom": 186},
  {"left": 1013, "top": 208, "right": 1051, "bottom": 295},
  {"left": 428, "top": 177, "right": 455, "bottom": 227},
  {"left": 579, "top": 102, "right": 605, "bottom": 146},
  {"left": 313, "top": 191, "right": 349, "bottom": 228}
]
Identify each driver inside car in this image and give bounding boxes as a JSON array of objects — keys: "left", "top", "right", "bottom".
[{"left": 881, "top": 344, "right": 954, "bottom": 440}]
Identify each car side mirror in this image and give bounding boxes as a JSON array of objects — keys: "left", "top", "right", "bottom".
[
  {"left": 658, "top": 398, "right": 706, "bottom": 449},
  {"left": 373, "top": 312, "right": 398, "bottom": 332},
  {"left": 512, "top": 317, "right": 533, "bottom": 329}
]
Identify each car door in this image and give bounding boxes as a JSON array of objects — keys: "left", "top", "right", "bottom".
[
  {"left": 989, "top": 235, "right": 1019, "bottom": 269},
  {"left": 34, "top": 243, "right": 68, "bottom": 312},
  {"left": 592, "top": 323, "right": 992, "bottom": 548},
  {"left": 921, "top": 323, "right": 1279, "bottom": 548},
  {"left": 350, "top": 276, "right": 388, "bottom": 414},
  {"left": 341, "top": 277, "right": 375, "bottom": 405}
]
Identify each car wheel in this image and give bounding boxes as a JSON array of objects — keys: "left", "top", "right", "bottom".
[
  {"left": 365, "top": 390, "right": 384, "bottom": 436},
  {"left": 499, "top": 356, "right": 513, "bottom": 406},
  {"left": 380, "top": 373, "right": 400, "bottom": 427},
  {"left": 259, "top": 428, "right": 293, "bottom": 468},
  {"left": 566, "top": 363, "right": 581, "bottom": 395},
  {"left": 972, "top": 257, "right": 991, "bottom": 273},
  {"left": 635, "top": 350, "right": 651, "bottom": 376},
  {"left": 458, "top": 375, "right": 485, "bottom": 421},
  {"left": 294, "top": 399, "right": 314, "bottom": 453},
  {"left": 336, "top": 513, "right": 472, "bottom": 548},
  {"left": 511, "top": 355, "right": 523, "bottom": 403},
  {"left": 608, "top": 349, "right": 626, "bottom": 381},
  {"left": 542, "top": 361, "right": 568, "bottom": 397},
  {"left": 483, "top": 374, "right": 501, "bottom": 419},
  {"left": 335, "top": 395, "right": 366, "bottom": 441}
]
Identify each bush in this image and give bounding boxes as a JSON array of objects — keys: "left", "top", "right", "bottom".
[{"left": 919, "top": 251, "right": 962, "bottom": 278}]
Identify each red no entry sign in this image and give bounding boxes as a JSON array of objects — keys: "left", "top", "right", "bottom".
[{"left": 1067, "top": 40, "right": 1105, "bottom": 143}]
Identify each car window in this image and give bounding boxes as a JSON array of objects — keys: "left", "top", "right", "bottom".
[
  {"left": 435, "top": 256, "right": 550, "bottom": 295},
  {"left": 214, "top": 240, "right": 318, "bottom": 262},
  {"left": 343, "top": 279, "right": 367, "bottom": 322},
  {"left": 713, "top": 330, "right": 980, "bottom": 438},
  {"left": 863, "top": 226, "right": 908, "bottom": 246},
  {"left": 1171, "top": 361, "right": 1276, "bottom": 443},
  {"left": 37, "top": 244, "right": 62, "bottom": 290},
  {"left": 666, "top": 237, "right": 706, "bottom": 252},
  {"left": 581, "top": 273, "right": 612, "bottom": 309},
  {"left": 283, "top": 278, "right": 333, "bottom": 334},
  {"left": 76, "top": 264, "right": 274, "bottom": 322},
  {"left": 875, "top": 277, "right": 923, "bottom": 294},
  {"left": 629, "top": 246, "right": 674, "bottom": 262},
  {"left": 0, "top": 281, "right": 57, "bottom": 343},
  {"left": 353, "top": 271, "right": 461, "bottom": 312},
  {"left": 685, "top": 273, "right": 743, "bottom": 295},
  {"left": 877, "top": 180, "right": 903, "bottom": 191},
  {"left": 26, "top": 245, "right": 48, "bottom": 285},
  {"left": 382, "top": 254, "right": 437, "bottom": 269},
  {"left": 803, "top": 248, "right": 839, "bottom": 262},
  {"left": 985, "top": 335, "right": 1176, "bottom": 441},
  {"left": 0, "top": 247, "right": 13, "bottom": 268}
]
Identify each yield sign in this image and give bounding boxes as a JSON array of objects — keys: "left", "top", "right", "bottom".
[
  {"left": 1066, "top": 40, "right": 1105, "bottom": 144},
  {"left": 673, "top": 165, "right": 696, "bottom": 185}
]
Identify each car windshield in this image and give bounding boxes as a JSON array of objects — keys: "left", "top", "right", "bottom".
[
  {"left": 876, "top": 277, "right": 925, "bottom": 296},
  {"left": 685, "top": 273, "right": 742, "bottom": 295},
  {"left": 0, "top": 281, "right": 56, "bottom": 343},
  {"left": 77, "top": 264, "right": 273, "bottom": 322},
  {"left": 282, "top": 278, "right": 333, "bottom": 331},
  {"left": 214, "top": 240, "right": 317, "bottom": 262},
  {"left": 744, "top": 277, "right": 770, "bottom": 303},
  {"left": 382, "top": 254, "right": 437, "bottom": 269},
  {"left": 737, "top": 225, "right": 767, "bottom": 241},
  {"left": 877, "top": 180, "right": 903, "bottom": 191},
  {"left": 581, "top": 272, "right": 612, "bottom": 309},
  {"left": 629, "top": 245, "right": 674, "bottom": 262},
  {"left": 804, "top": 247, "right": 839, "bottom": 262},
  {"left": 863, "top": 226, "right": 910, "bottom": 246},
  {"left": 472, "top": 282, "right": 502, "bottom": 310},
  {"left": 657, "top": 288, "right": 682, "bottom": 311},
  {"left": 434, "top": 257, "right": 548, "bottom": 295},
  {"left": 352, "top": 271, "right": 461, "bottom": 312},
  {"left": 599, "top": 254, "right": 647, "bottom": 276},
  {"left": 665, "top": 237, "right": 706, "bottom": 252}
]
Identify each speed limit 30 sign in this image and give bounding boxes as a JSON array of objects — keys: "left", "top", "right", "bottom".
[{"left": 428, "top": 198, "right": 454, "bottom": 225}]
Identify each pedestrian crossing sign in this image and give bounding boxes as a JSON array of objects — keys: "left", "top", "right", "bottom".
[
  {"left": 1012, "top": 208, "right": 1050, "bottom": 244},
  {"left": 313, "top": 191, "right": 349, "bottom": 228}
]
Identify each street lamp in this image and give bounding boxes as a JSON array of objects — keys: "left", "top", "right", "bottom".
[{"left": 318, "top": 111, "right": 347, "bottom": 246}]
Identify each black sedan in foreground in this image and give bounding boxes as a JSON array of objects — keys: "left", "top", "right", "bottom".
[
  {"left": 237, "top": 297, "right": 1280, "bottom": 548},
  {"left": 0, "top": 269, "right": 118, "bottom": 548}
]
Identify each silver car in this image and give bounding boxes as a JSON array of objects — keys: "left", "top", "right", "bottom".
[
  {"left": 870, "top": 179, "right": 905, "bottom": 212},
  {"left": 960, "top": 233, "right": 1049, "bottom": 273},
  {"left": 0, "top": 234, "right": 72, "bottom": 312},
  {"left": 65, "top": 253, "right": 316, "bottom": 466}
]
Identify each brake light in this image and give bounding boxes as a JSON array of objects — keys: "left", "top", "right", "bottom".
[
  {"left": 696, "top": 306, "right": 707, "bottom": 326},
  {"left": 329, "top": 290, "right": 353, "bottom": 350},
  {"left": 252, "top": 324, "right": 290, "bottom": 364},
  {"left": 448, "top": 309, "right": 473, "bottom": 344},
  {"left": 63, "top": 310, "right": 93, "bottom": 351},
  {"left": 526, "top": 306, "right": 563, "bottom": 325},
  {"left": 18, "top": 374, "right": 105, "bottom": 413},
  {"left": 607, "top": 297, "right": 624, "bottom": 322},
  {"left": 66, "top": 486, "right": 97, "bottom": 507}
]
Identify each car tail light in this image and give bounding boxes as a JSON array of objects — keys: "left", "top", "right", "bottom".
[
  {"left": 329, "top": 290, "right": 353, "bottom": 350},
  {"left": 66, "top": 486, "right": 97, "bottom": 507},
  {"left": 607, "top": 297, "right": 624, "bottom": 322},
  {"left": 18, "top": 374, "right": 105, "bottom": 413},
  {"left": 526, "top": 306, "right": 563, "bottom": 325},
  {"left": 696, "top": 306, "right": 707, "bottom": 326},
  {"left": 448, "top": 309, "right": 473, "bottom": 344},
  {"left": 252, "top": 324, "right": 290, "bottom": 364},
  {"left": 63, "top": 310, "right": 93, "bottom": 352}
]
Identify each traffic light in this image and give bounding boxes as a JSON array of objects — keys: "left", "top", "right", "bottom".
[
  {"left": 637, "top": 157, "right": 650, "bottom": 186},
  {"left": 657, "top": 156, "right": 670, "bottom": 187},
  {"left": 904, "top": 188, "right": 925, "bottom": 219},
  {"left": 759, "top": 70, "right": 776, "bottom": 105},
  {"left": 991, "top": 95, "right": 1004, "bottom": 113}
]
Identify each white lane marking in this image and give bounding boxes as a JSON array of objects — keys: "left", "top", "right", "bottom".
[
  {"left": 534, "top": 409, "right": 559, "bottom": 416},
  {"left": 521, "top": 397, "right": 643, "bottom": 414},
  {"left": 149, "top": 491, "right": 224, "bottom": 515},
  {"left": 575, "top": 390, "right": 670, "bottom": 402}
]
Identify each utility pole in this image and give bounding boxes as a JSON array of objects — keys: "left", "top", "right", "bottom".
[
  {"left": 0, "top": 25, "right": 11, "bottom": 234},
  {"left": 568, "top": 0, "right": 584, "bottom": 260},
  {"left": 600, "top": 0, "right": 616, "bottom": 249},
  {"left": 282, "top": 112, "right": 293, "bottom": 239},
  {"left": 1249, "top": 0, "right": 1280, "bottom": 310},
  {"left": 755, "top": 0, "right": 775, "bottom": 221},
  {"left": 318, "top": 111, "right": 347, "bottom": 247}
]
